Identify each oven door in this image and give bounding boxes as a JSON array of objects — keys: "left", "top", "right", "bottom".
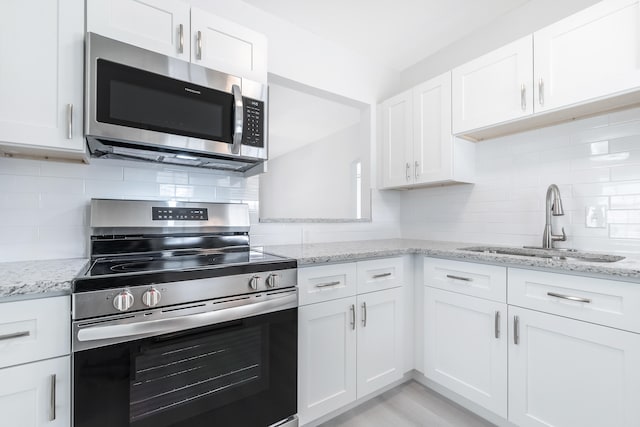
[{"left": 73, "top": 300, "right": 297, "bottom": 427}]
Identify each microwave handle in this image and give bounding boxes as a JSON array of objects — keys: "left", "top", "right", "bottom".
[{"left": 232, "top": 84, "right": 243, "bottom": 154}]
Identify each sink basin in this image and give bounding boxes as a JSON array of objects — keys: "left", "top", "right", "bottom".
[{"left": 459, "top": 246, "right": 625, "bottom": 263}]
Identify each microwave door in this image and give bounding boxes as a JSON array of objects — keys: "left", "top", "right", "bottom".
[{"left": 95, "top": 59, "right": 234, "bottom": 146}]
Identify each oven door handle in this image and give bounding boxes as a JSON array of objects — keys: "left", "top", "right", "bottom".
[{"left": 77, "top": 291, "right": 296, "bottom": 343}]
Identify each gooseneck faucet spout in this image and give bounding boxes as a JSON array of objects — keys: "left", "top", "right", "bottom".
[{"left": 542, "top": 184, "right": 567, "bottom": 249}]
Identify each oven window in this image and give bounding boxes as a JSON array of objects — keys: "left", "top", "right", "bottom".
[
  {"left": 73, "top": 308, "right": 297, "bottom": 427},
  {"left": 96, "top": 59, "right": 234, "bottom": 143}
]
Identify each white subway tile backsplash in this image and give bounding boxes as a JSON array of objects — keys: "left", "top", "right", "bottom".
[{"left": 402, "top": 109, "right": 640, "bottom": 252}]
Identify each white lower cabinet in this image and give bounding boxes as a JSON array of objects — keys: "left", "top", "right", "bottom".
[
  {"left": 508, "top": 306, "right": 640, "bottom": 427},
  {"left": 298, "top": 297, "right": 357, "bottom": 425},
  {"left": 356, "top": 288, "right": 403, "bottom": 397},
  {"left": 0, "top": 356, "right": 70, "bottom": 427},
  {"left": 298, "top": 271, "right": 404, "bottom": 426},
  {"left": 423, "top": 287, "right": 507, "bottom": 418}
]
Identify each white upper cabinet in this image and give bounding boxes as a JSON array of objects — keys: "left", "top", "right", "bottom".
[
  {"left": 0, "top": 0, "right": 85, "bottom": 157},
  {"left": 87, "top": 0, "right": 267, "bottom": 82},
  {"left": 452, "top": 35, "right": 533, "bottom": 134},
  {"left": 413, "top": 73, "right": 454, "bottom": 184},
  {"left": 191, "top": 7, "right": 268, "bottom": 82},
  {"left": 534, "top": 0, "right": 640, "bottom": 112},
  {"left": 87, "top": 0, "right": 191, "bottom": 60},
  {"left": 379, "top": 72, "right": 475, "bottom": 189},
  {"left": 380, "top": 90, "right": 413, "bottom": 188}
]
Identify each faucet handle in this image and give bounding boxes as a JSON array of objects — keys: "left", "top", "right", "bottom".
[{"left": 553, "top": 227, "right": 567, "bottom": 242}]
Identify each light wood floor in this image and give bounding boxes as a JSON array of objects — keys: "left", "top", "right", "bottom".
[{"left": 319, "top": 381, "right": 496, "bottom": 427}]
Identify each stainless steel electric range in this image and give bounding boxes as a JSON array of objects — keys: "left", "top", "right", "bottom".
[{"left": 71, "top": 199, "right": 298, "bottom": 427}]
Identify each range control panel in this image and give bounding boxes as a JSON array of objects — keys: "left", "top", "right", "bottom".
[
  {"left": 152, "top": 207, "right": 208, "bottom": 221},
  {"left": 242, "top": 97, "right": 265, "bottom": 148}
]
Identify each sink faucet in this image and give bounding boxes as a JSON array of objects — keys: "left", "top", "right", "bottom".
[{"left": 542, "top": 184, "right": 567, "bottom": 249}]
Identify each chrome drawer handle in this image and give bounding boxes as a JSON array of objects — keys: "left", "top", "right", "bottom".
[
  {"left": 361, "top": 302, "right": 367, "bottom": 327},
  {"left": 446, "top": 274, "right": 472, "bottom": 282},
  {"left": 178, "top": 23, "right": 184, "bottom": 53},
  {"left": 372, "top": 272, "right": 392, "bottom": 279},
  {"left": 0, "top": 331, "right": 30, "bottom": 341},
  {"left": 520, "top": 83, "right": 526, "bottom": 111},
  {"left": 315, "top": 281, "right": 341, "bottom": 288},
  {"left": 196, "top": 30, "right": 203, "bottom": 60},
  {"left": 350, "top": 304, "right": 356, "bottom": 330},
  {"left": 547, "top": 292, "right": 591, "bottom": 303},
  {"left": 494, "top": 311, "right": 500, "bottom": 339},
  {"left": 513, "top": 315, "right": 520, "bottom": 345},
  {"left": 50, "top": 374, "right": 56, "bottom": 421},
  {"left": 538, "top": 78, "right": 544, "bottom": 106}
]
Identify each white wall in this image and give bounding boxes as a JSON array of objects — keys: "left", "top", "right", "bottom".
[
  {"left": 189, "top": 0, "right": 398, "bottom": 103},
  {"left": 260, "top": 124, "right": 368, "bottom": 219},
  {"left": 400, "top": 107, "right": 640, "bottom": 254}
]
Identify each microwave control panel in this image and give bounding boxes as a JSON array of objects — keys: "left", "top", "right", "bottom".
[
  {"left": 152, "top": 207, "right": 208, "bottom": 221},
  {"left": 242, "top": 97, "right": 265, "bottom": 148}
]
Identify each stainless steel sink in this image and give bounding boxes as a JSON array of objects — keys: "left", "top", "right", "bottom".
[{"left": 459, "top": 246, "right": 625, "bottom": 263}]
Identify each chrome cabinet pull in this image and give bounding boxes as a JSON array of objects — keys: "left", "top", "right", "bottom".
[
  {"left": 350, "top": 304, "right": 355, "bottom": 330},
  {"left": 50, "top": 374, "right": 56, "bottom": 421},
  {"left": 415, "top": 160, "right": 419, "bottom": 179},
  {"left": 0, "top": 331, "right": 30, "bottom": 341},
  {"left": 315, "top": 281, "right": 340, "bottom": 288},
  {"left": 547, "top": 292, "right": 591, "bottom": 304},
  {"left": 513, "top": 315, "right": 520, "bottom": 345},
  {"left": 520, "top": 84, "right": 526, "bottom": 111},
  {"left": 361, "top": 302, "right": 367, "bottom": 327},
  {"left": 405, "top": 162, "right": 411, "bottom": 181},
  {"left": 538, "top": 78, "right": 544, "bottom": 106},
  {"left": 196, "top": 30, "right": 203, "bottom": 60},
  {"left": 231, "top": 84, "right": 243, "bottom": 155},
  {"left": 178, "top": 23, "right": 184, "bottom": 53},
  {"left": 372, "top": 272, "right": 392, "bottom": 279},
  {"left": 67, "top": 104, "right": 73, "bottom": 139},
  {"left": 494, "top": 311, "right": 500, "bottom": 339},
  {"left": 446, "top": 274, "right": 472, "bottom": 282}
]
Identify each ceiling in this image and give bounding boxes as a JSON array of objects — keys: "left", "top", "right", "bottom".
[
  {"left": 241, "top": 0, "right": 530, "bottom": 71},
  {"left": 268, "top": 83, "right": 363, "bottom": 159}
]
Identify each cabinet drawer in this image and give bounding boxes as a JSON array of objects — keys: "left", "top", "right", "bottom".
[
  {"left": 298, "top": 263, "right": 357, "bottom": 306},
  {"left": 424, "top": 258, "right": 506, "bottom": 302},
  {"left": 356, "top": 257, "right": 404, "bottom": 294},
  {"left": 0, "top": 296, "right": 70, "bottom": 369},
  {"left": 509, "top": 268, "right": 640, "bottom": 333}
]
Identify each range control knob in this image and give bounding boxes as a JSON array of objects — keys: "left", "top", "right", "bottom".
[
  {"left": 249, "top": 275, "right": 260, "bottom": 290},
  {"left": 113, "top": 290, "right": 134, "bottom": 312},
  {"left": 142, "top": 288, "right": 162, "bottom": 307},
  {"left": 266, "top": 273, "right": 280, "bottom": 288}
]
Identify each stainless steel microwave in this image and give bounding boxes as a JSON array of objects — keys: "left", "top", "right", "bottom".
[{"left": 85, "top": 32, "right": 268, "bottom": 172}]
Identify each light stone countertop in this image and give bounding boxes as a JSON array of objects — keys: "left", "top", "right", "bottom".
[
  {"left": 262, "top": 238, "right": 640, "bottom": 282},
  {"left": 0, "top": 258, "right": 89, "bottom": 301}
]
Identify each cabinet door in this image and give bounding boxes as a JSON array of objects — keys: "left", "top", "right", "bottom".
[
  {"left": 534, "top": 0, "right": 640, "bottom": 112},
  {"left": 356, "top": 288, "right": 403, "bottom": 397},
  {"left": 452, "top": 35, "right": 533, "bottom": 134},
  {"left": 509, "top": 306, "right": 640, "bottom": 427},
  {"left": 424, "top": 287, "right": 507, "bottom": 418},
  {"left": 191, "top": 7, "right": 268, "bottom": 82},
  {"left": 0, "top": 356, "right": 70, "bottom": 427},
  {"left": 298, "top": 298, "right": 357, "bottom": 425},
  {"left": 0, "top": 0, "right": 84, "bottom": 153},
  {"left": 380, "top": 90, "right": 413, "bottom": 188},
  {"left": 413, "top": 72, "right": 453, "bottom": 184},
  {"left": 87, "top": 0, "right": 190, "bottom": 60}
]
